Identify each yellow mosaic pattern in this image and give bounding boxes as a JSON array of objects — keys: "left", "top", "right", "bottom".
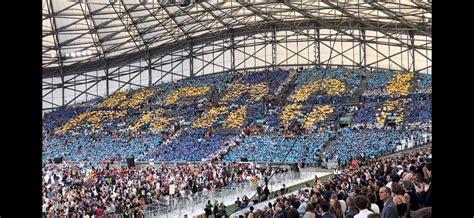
[
  {"left": 192, "top": 106, "right": 228, "bottom": 128},
  {"left": 55, "top": 112, "right": 94, "bottom": 134},
  {"left": 219, "top": 83, "right": 268, "bottom": 104},
  {"left": 162, "top": 86, "right": 211, "bottom": 105},
  {"left": 98, "top": 91, "right": 128, "bottom": 108},
  {"left": 120, "top": 89, "right": 157, "bottom": 108},
  {"left": 224, "top": 106, "right": 247, "bottom": 129},
  {"left": 280, "top": 103, "right": 303, "bottom": 124},
  {"left": 385, "top": 73, "right": 414, "bottom": 96},
  {"left": 56, "top": 110, "right": 127, "bottom": 133},
  {"left": 376, "top": 73, "right": 414, "bottom": 125},
  {"left": 376, "top": 99, "right": 408, "bottom": 125},
  {"left": 127, "top": 109, "right": 164, "bottom": 131},
  {"left": 304, "top": 105, "right": 335, "bottom": 128},
  {"left": 149, "top": 116, "right": 174, "bottom": 131},
  {"left": 290, "top": 79, "right": 346, "bottom": 102}
]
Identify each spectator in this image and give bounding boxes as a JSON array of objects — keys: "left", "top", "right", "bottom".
[
  {"left": 346, "top": 196, "right": 359, "bottom": 218},
  {"left": 402, "top": 181, "right": 421, "bottom": 212},
  {"left": 391, "top": 183, "right": 408, "bottom": 217},
  {"left": 367, "top": 193, "right": 380, "bottom": 214},
  {"left": 304, "top": 203, "right": 316, "bottom": 218},
  {"left": 379, "top": 187, "right": 398, "bottom": 218},
  {"left": 354, "top": 195, "right": 373, "bottom": 218},
  {"left": 330, "top": 200, "right": 344, "bottom": 218},
  {"left": 320, "top": 201, "right": 333, "bottom": 218}
]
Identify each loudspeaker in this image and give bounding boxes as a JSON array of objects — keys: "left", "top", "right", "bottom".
[
  {"left": 54, "top": 157, "right": 63, "bottom": 164},
  {"left": 126, "top": 157, "right": 135, "bottom": 168}
]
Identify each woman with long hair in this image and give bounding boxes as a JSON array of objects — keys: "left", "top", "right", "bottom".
[
  {"left": 391, "top": 182, "right": 408, "bottom": 218},
  {"left": 330, "top": 200, "right": 344, "bottom": 218}
]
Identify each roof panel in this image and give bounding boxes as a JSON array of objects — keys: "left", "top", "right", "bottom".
[{"left": 43, "top": 0, "right": 432, "bottom": 77}]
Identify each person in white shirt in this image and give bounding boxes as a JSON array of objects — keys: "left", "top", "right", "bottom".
[
  {"left": 354, "top": 196, "right": 375, "bottom": 218},
  {"left": 368, "top": 193, "right": 380, "bottom": 214},
  {"left": 385, "top": 175, "right": 393, "bottom": 189}
]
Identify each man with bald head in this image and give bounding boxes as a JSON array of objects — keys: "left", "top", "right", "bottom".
[{"left": 403, "top": 172, "right": 414, "bottom": 182}]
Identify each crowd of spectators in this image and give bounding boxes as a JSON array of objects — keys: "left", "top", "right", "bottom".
[
  {"left": 43, "top": 131, "right": 163, "bottom": 163},
  {"left": 416, "top": 73, "right": 431, "bottom": 94},
  {"left": 41, "top": 66, "right": 433, "bottom": 218},
  {"left": 290, "top": 68, "right": 365, "bottom": 105},
  {"left": 325, "top": 128, "right": 424, "bottom": 162},
  {"left": 43, "top": 98, "right": 102, "bottom": 133},
  {"left": 42, "top": 161, "right": 274, "bottom": 217},
  {"left": 139, "top": 131, "right": 237, "bottom": 162},
  {"left": 43, "top": 66, "right": 432, "bottom": 172},
  {"left": 223, "top": 130, "right": 331, "bottom": 163},
  {"left": 238, "top": 145, "right": 432, "bottom": 218}
]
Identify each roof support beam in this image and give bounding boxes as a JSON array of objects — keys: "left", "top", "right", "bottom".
[
  {"left": 161, "top": 6, "right": 189, "bottom": 40},
  {"left": 44, "top": 19, "right": 430, "bottom": 77},
  {"left": 81, "top": 3, "right": 109, "bottom": 78},
  {"left": 369, "top": 2, "right": 431, "bottom": 38},
  {"left": 48, "top": 0, "right": 66, "bottom": 106},
  {"left": 322, "top": 1, "right": 430, "bottom": 64},
  {"left": 120, "top": 0, "right": 152, "bottom": 63}
]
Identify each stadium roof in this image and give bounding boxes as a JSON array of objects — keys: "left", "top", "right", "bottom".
[{"left": 43, "top": 0, "right": 431, "bottom": 78}]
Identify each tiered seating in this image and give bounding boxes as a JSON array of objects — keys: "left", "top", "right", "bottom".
[
  {"left": 223, "top": 132, "right": 330, "bottom": 163},
  {"left": 43, "top": 133, "right": 162, "bottom": 162},
  {"left": 238, "top": 69, "right": 288, "bottom": 90},
  {"left": 280, "top": 68, "right": 364, "bottom": 127},
  {"left": 353, "top": 98, "right": 430, "bottom": 127},
  {"left": 404, "top": 98, "right": 432, "bottom": 124},
  {"left": 326, "top": 128, "right": 422, "bottom": 161},
  {"left": 55, "top": 110, "right": 127, "bottom": 134},
  {"left": 127, "top": 108, "right": 176, "bottom": 132},
  {"left": 375, "top": 99, "right": 408, "bottom": 126},
  {"left": 140, "top": 132, "right": 234, "bottom": 161},
  {"left": 416, "top": 73, "right": 432, "bottom": 94},
  {"left": 385, "top": 73, "right": 414, "bottom": 96},
  {"left": 153, "top": 73, "right": 234, "bottom": 105},
  {"left": 363, "top": 71, "right": 416, "bottom": 101},
  {"left": 219, "top": 83, "right": 268, "bottom": 105},
  {"left": 280, "top": 103, "right": 303, "bottom": 124},
  {"left": 291, "top": 68, "right": 364, "bottom": 104},
  {"left": 289, "top": 79, "right": 347, "bottom": 102},
  {"left": 98, "top": 91, "right": 128, "bottom": 108},
  {"left": 119, "top": 89, "right": 157, "bottom": 109},
  {"left": 372, "top": 72, "right": 414, "bottom": 125},
  {"left": 364, "top": 70, "right": 395, "bottom": 93},
  {"left": 161, "top": 86, "right": 210, "bottom": 105},
  {"left": 227, "top": 70, "right": 289, "bottom": 128},
  {"left": 42, "top": 98, "right": 101, "bottom": 132},
  {"left": 43, "top": 67, "right": 431, "bottom": 163},
  {"left": 149, "top": 116, "right": 175, "bottom": 131},
  {"left": 127, "top": 109, "right": 164, "bottom": 131},
  {"left": 352, "top": 102, "right": 382, "bottom": 125}
]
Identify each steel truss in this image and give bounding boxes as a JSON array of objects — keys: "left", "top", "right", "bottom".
[{"left": 43, "top": 0, "right": 431, "bottom": 111}]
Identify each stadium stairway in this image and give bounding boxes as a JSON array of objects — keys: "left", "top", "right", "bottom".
[
  {"left": 349, "top": 69, "right": 373, "bottom": 104},
  {"left": 276, "top": 68, "right": 298, "bottom": 96},
  {"left": 409, "top": 72, "right": 420, "bottom": 93},
  {"left": 277, "top": 68, "right": 301, "bottom": 105}
]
